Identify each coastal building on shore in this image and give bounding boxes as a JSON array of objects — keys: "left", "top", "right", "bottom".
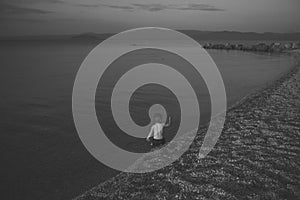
[
  {"left": 235, "top": 44, "right": 244, "bottom": 50},
  {"left": 292, "top": 42, "right": 299, "bottom": 49},
  {"left": 284, "top": 43, "right": 293, "bottom": 49},
  {"left": 203, "top": 41, "right": 299, "bottom": 52},
  {"left": 212, "top": 43, "right": 226, "bottom": 49},
  {"left": 224, "top": 43, "right": 236, "bottom": 50},
  {"left": 253, "top": 43, "right": 269, "bottom": 52},
  {"left": 203, "top": 43, "right": 212, "bottom": 49},
  {"left": 225, "top": 43, "right": 231, "bottom": 50},
  {"left": 291, "top": 42, "right": 296, "bottom": 49},
  {"left": 270, "top": 42, "right": 282, "bottom": 52}
]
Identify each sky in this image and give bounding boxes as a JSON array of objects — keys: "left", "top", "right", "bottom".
[{"left": 0, "top": 0, "right": 300, "bottom": 36}]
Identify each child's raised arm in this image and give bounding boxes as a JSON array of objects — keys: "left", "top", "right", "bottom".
[{"left": 164, "top": 116, "right": 171, "bottom": 127}]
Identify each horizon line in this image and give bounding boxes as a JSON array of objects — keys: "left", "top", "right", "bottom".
[{"left": 1, "top": 29, "right": 300, "bottom": 39}]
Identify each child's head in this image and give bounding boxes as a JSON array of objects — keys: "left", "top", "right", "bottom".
[{"left": 153, "top": 113, "right": 162, "bottom": 123}]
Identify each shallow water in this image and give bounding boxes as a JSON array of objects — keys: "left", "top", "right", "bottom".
[{"left": 0, "top": 40, "right": 296, "bottom": 199}]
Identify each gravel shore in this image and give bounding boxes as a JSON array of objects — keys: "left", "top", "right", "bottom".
[{"left": 75, "top": 53, "right": 300, "bottom": 200}]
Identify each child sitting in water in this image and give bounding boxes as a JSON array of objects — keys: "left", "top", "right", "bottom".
[{"left": 146, "top": 113, "right": 171, "bottom": 147}]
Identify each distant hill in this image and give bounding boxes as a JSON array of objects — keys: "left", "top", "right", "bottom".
[
  {"left": 71, "top": 32, "right": 114, "bottom": 41},
  {"left": 70, "top": 30, "right": 300, "bottom": 41},
  {"left": 1, "top": 30, "right": 300, "bottom": 41}
]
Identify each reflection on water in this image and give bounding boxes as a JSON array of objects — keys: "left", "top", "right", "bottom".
[{"left": 0, "top": 40, "right": 296, "bottom": 199}]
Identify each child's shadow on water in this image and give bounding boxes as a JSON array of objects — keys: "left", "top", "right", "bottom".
[
  {"left": 125, "top": 140, "right": 166, "bottom": 153},
  {"left": 125, "top": 140, "right": 151, "bottom": 152}
]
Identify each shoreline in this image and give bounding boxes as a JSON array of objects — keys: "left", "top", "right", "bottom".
[
  {"left": 226, "top": 51, "right": 298, "bottom": 114},
  {"left": 196, "top": 50, "right": 297, "bottom": 131},
  {"left": 75, "top": 52, "right": 300, "bottom": 199}
]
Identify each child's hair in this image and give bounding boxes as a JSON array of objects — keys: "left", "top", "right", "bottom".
[{"left": 153, "top": 113, "right": 162, "bottom": 120}]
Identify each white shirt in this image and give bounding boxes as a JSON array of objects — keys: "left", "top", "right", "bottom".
[{"left": 148, "top": 123, "right": 164, "bottom": 139}]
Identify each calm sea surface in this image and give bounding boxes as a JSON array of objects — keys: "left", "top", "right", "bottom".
[{"left": 0, "top": 40, "right": 296, "bottom": 199}]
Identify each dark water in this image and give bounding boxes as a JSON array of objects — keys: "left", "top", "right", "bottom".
[{"left": 0, "top": 40, "right": 296, "bottom": 199}]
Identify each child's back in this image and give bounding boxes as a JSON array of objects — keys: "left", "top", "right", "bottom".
[{"left": 146, "top": 114, "right": 171, "bottom": 147}]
